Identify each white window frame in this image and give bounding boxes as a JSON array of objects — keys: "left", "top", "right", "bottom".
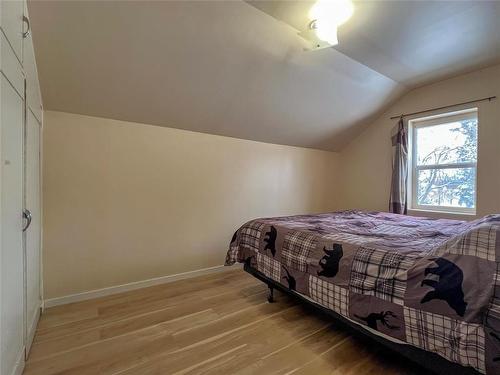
[{"left": 408, "top": 108, "right": 478, "bottom": 215}]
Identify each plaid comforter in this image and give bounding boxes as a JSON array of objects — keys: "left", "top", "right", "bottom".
[{"left": 225, "top": 210, "right": 500, "bottom": 374}]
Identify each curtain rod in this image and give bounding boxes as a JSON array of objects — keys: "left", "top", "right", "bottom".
[{"left": 389, "top": 96, "right": 496, "bottom": 120}]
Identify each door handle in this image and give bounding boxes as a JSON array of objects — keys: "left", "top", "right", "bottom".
[
  {"left": 23, "top": 15, "right": 31, "bottom": 38},
  {"left": 23, "top": 209, "right": 32, "bottom": 232}
]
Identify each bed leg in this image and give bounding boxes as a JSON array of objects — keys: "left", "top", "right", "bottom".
[{"left": 267, "top": 285, "right": 275, "bottom": 303}]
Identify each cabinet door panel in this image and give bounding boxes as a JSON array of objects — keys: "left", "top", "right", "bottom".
[
  {"left": 25, "top": 108, "right": 41, "bottom": 355},
  {"left": 23, "top": 3, "right": 42, "bottom": 122},
  {"left": 23, "top": 31, "right": 42, "bottom": 121},
  {"left": 0, "top": 31, "right": 24, "bottom": 97},
  {"left": 1, "top": 75, "right": 25, "bottom": 375},
  {"left": 0, "top": 0, "right": 24, "bottom": 62}
]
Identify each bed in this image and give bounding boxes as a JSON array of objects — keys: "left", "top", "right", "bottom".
[{"left": 225, "top": 210, "right": 500, "bottom": 375}]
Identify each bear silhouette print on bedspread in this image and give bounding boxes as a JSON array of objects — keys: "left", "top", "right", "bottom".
[
  {"left": 420, "top": 257, "right": 467, "bottom": 317},
  {"left": 317, "top": 243, "right": 343, "bottom": 278}
]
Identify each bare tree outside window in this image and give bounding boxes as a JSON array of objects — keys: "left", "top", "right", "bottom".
[{"left": 411, "top": 111, "right": 478, "bottom": 213}]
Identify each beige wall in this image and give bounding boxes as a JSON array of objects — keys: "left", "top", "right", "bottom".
[
  {"left": 338, "top": 64, "right": 500, "bottom": 220},
  {"left": 43, "top": 111, "right": 339, "bottom": 299}
]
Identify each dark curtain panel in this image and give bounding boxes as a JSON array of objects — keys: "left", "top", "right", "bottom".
[{"left": 389, "top": 118, "right": 408, "bottom": 214}]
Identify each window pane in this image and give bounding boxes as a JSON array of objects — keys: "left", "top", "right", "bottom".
[
  {"left": 416, "top": 119, "right": 477, "bottom": 166},
  {"left": 417, "top": 167, "right": 476, "bottom": 208}
]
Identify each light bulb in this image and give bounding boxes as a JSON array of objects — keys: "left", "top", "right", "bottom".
[
  {"left": 313, "top": 19, "right": 339, "bottom": 46},
  {"left": 309, "top": 0, "right": 354, "bottom": 46}
]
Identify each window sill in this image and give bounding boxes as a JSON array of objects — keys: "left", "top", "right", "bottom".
[{"left": 408, "top": 208, "right": 477, "bottom": 221}]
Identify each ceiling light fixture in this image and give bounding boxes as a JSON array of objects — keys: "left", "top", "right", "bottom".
[{"left": 308, "top": 0, "right": 354, "bottom": 46}]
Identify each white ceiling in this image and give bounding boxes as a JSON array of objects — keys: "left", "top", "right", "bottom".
[
  {"left": 249, "top": 1, "right": 500, "bottom": 86},
  {"left": 29, "top": 1, "right": 500, "bottom": 151}
]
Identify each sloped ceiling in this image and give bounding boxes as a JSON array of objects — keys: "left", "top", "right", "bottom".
[
  {"left": 28, "top": 1, "right": 500, "bottom": 151},
  {"left": 248, "top": 1, "right": 500, "bottom": 86}
]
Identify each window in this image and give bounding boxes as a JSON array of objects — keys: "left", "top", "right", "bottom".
[{"left": 408, "top": 109, "right": 478, "bottom": 214}]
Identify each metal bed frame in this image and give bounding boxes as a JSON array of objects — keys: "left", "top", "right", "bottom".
[{"left": 244, "top": 263, "right": 480, "bottom": 375}]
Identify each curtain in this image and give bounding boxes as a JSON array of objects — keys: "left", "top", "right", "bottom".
[{"left": 389, "top": 117, "right": 408, "bottom": 214}]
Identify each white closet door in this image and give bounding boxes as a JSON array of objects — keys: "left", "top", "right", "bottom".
[
  {"left": 24, "top": 108, "right": 41, "bottom": 355},
  {"left": 0, "top": 0, "right": 24, "bottom": 62},
  {"left": 1, "top": 75, "right": 25, "bottom": 375}
]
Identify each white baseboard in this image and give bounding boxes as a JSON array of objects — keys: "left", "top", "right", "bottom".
[
  {"left": 44, "top": 264, "right": 242, "bottom": 308},
  {"left": 10, "top": 347, "right": 25, "bottom": 375},
  {"left": 25, "top": 305, "right": 41, "bottom": 356}
]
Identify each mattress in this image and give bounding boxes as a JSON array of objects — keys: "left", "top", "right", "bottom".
[{"left": 225, "top": 210, "right": 500, "bottom": 374}]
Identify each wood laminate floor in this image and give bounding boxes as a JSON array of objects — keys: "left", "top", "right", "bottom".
[{"left": 24, "top": 269, "right": 427, "bottom": 375}]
